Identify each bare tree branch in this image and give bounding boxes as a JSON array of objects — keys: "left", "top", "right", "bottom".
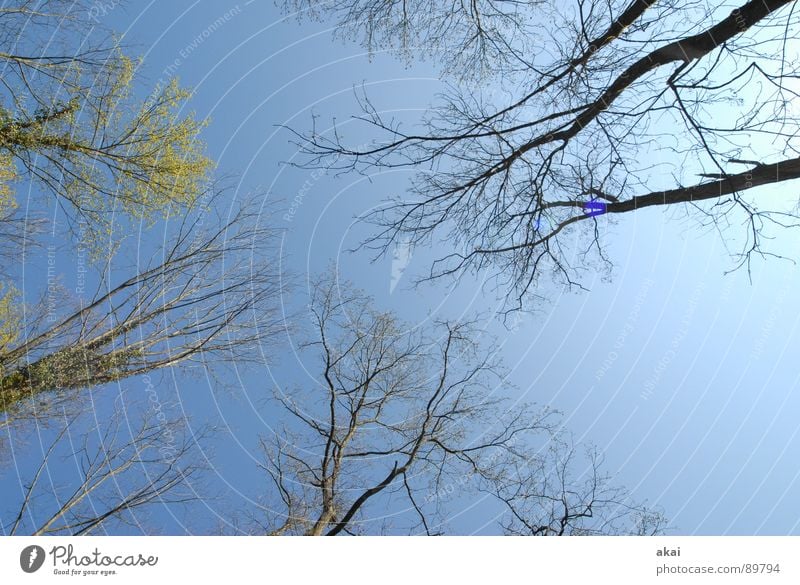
[
  {"left": 0, "top": 186, "right": 288, "bottom": 420},
  {"left": 253, "top": 272, "right": 663, "bottom": 535},
  {"left": 288, "top": 0, "right": 800, "bottom": 308},
  {"left": 3, "top": 392, "right": 204, "bottom": 536}
]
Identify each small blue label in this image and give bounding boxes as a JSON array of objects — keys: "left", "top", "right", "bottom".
[{"left": 583, "top": 200, "right": 607, "bottom": 217}]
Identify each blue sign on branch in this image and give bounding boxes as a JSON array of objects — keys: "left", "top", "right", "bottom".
[{"left": 583, "top": 200, "right": 607, "bottom": 217}]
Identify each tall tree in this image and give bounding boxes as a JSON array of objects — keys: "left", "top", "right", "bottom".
[
  {"left": 3, "top": 394, "right": 203, "bottom": 536},
  {"left": 289, "top": 0, "right": 800, "bottom": 308},
  {"left": 254, "top": 276, "right": 664, "bottom": 535},
  {"left": 0, "top": 188, "right": 287, "bottom": 421},
  {"left": 0, "top": 0, "right": 212, "bottom": 250},
  {"left": 284, "top": 0, "right": 548, "bottom": 79}
]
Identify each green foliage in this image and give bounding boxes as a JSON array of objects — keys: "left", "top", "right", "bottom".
[
  {"left": 0, "top": 344, "right": 145, "bottom": 414},
  {"left": 0, "top": 51, "right": 213, "bottom": 251},
  {"left": 0, "top": 283, "right": 20, "bottom": 353},
  {"left": 0, "top": 153, "right": 17, "bottom": 211}
]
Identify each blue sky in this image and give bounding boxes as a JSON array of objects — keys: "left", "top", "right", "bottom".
[{"left": 2, "top": 0, "right": 800, "bottom": 535}]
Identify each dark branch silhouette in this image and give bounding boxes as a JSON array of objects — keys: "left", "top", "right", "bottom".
[
  {"left": 252, "top": 274, "right": 664, "bottom": 535},
  {"left": 287, "top": 0, "right": 800, "bottom": 308}
]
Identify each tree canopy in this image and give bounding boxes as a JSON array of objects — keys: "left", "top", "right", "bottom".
[
  {"left": 254, "top": 276, "right": 664, "bottom": 535},
  {"left": 0, "top": 1, "right": 212, "bottom": 251},
  {"left": 0, "top": 189, "right": 286, "bottom": 423},
  {"left": 290, "top": 0, "right": 800, "bottom": 309}
]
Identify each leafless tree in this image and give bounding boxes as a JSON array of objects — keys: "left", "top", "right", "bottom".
[
  {"left": 0, "top": 187, "right": 287, "bottom": 421},
  {"left": 253, "top": 275, "right": 663, "bottom": 535},
  {"left": 0, "top": 213, "right": 38, "bottom": 277},
  {"left": 289, "top": 0, "right": 800, "bottom": 309},
  {"left": 2, "top": 393, "right": 203, "bottom": 536},
  {"left": 486, "top": 440, "right": 665, "bottom": 535},
  {"left": 284, "top": 0, "right": 547, "bottom": 79}
]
